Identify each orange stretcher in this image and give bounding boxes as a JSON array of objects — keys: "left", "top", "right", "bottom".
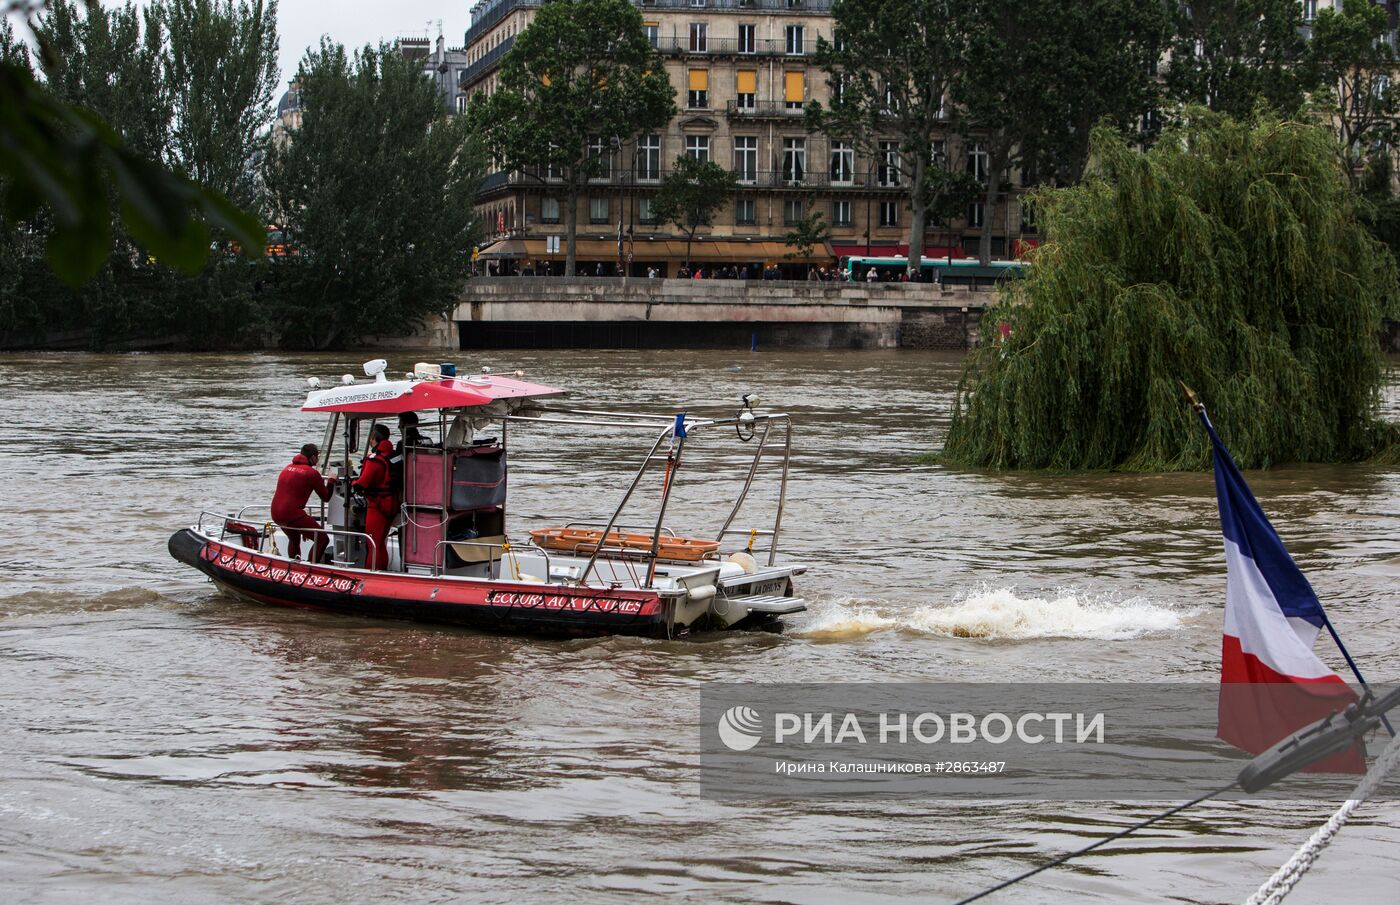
[{"left": 529, "top": 527, "right": 721, "bottom": 562}]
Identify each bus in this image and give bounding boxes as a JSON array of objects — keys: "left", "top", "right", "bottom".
[{"left": 839, "top": 255, "right": 1027, "bottom": 287}]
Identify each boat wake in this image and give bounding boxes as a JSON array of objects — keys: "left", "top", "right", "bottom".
[{"left": 796, "top": 586, "right": 1196, "bottom": 641}]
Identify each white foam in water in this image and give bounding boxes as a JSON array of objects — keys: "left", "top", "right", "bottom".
[{"left": 797, "top": 587, "right": 1193, "bottom": 641}]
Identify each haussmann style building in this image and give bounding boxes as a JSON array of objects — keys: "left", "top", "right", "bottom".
[{"left": 460, "top": 0, "right": 1040, "bottom": 277}]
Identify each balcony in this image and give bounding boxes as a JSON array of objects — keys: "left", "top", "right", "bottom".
[
  {"left": 477, "top": 167, "right": 894, "bottom": 196},
  {"left": 657, "top": 36, "right": 817, "bottom": 56},
  {"left": 726, "top": 99, "right": 806, "bottom": 118},
  {"left": 638, "top": 0, "right": 830, "bottom": 11},
  {"left": 459, "top": 36, "right": 513, "bottom": 91}
]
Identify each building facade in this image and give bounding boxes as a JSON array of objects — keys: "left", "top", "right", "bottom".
[{"left": 460, "top": 0, "right": 1036, "bottom": 274}]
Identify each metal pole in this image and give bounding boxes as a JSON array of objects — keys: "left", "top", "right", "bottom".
[
  {"left": 1321, "top": 614, "right": 1396, "bottom": 736},
  {"left": 646, "top": 433, "right": 686, "bottom": 587}
]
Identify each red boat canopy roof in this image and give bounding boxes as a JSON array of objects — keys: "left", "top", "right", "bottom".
[{"left": 302, "top": 374, "right": 564, "bottom": 415}]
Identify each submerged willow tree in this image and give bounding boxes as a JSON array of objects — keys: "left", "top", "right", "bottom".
[{"left": 942, "top": 111, "right": 1399, "bottom": 471}]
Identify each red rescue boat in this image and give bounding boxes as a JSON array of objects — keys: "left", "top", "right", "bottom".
[{"left": 169, "top": 359, "right": 806, "bottom": 637}]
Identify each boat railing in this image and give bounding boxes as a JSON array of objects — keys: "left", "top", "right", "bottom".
[
  {"left": 507, "top": 407, "right": 793, "bottom": 586},
  {"left": 431, "top": 538, "right": 553, "bottom": 580},
  {"left": 197, "top": 510, "right": 377, "bottom": 566}
]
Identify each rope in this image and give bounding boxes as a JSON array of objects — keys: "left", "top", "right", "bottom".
[
  {"left": 1245, "top": 730, "right": 1400, "bottom": 905},
  {"left": 951, "top": 784, "right": 1235, "bottom": 905}
]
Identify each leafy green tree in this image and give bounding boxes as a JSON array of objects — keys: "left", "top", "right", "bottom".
[
  {"left": 467, "top": 0, "right": 674, "bottom": 276},
  {"left": 1305, "top": 0, "right": 1398, "bottom": 184},
  {"left": 650, "top": 154, "right": 737, "bottom": 272},
  {"left": 161, "top": 0, "right": 280, "bottom": 213},
  {"left": 785, "top": 206, "right": 830, "bottom": 261},
  {"left": 807, "top": 0, "right": 976, "bottom": 278},
  {"left": 942, "top": 112, "right": 1399, "bottom": 471},
  {"left": 957, "top": 0, "right": 1168, "bottom": 265},
  {"left": 265, "top": 41, "right": 482, "bottom": 348},
  {"left": 1165, "top": 0, "right": 1308, "bottom": 120},
  {"left": 4, "top": 3, "right": 262, "bottom": 290}
]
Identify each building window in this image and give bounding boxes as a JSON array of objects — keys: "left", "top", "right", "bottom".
[
  {"left": 588, "top": 135, "right": 611, "bottom": 179},
  {"left": 831, "top": 74, "right": 844, "bottom": 105},
  {"left": 686, "top": 135, "right": 710, "bottom": 162},
  {"left": 784, "top": 198, "right": 805, "bottom": 225},
  {"left": 639, "top": 197, "right": 657, "bottom": 225},
  {"left": 784, "top": 24, "right": 805, "bottom": 55},
  {"left": 877, "top": 140, "right": 900, "bottom": 186},
  {"left": 688, "top": 69, "right": 708, "bottom": 108},
  {"left": 689, "top": 22, "right": 707, "bottom": 53},
  {"left": 736, "top": 69, "right": 756, "bottom": 110},
  {"left": 829, "top": 141, "right": 853, "bottom": 184},
  {"left": 783, "top": 70, "right": 804, "bottom": 110},
  {"left": 733, "top": 135, "right": 757, "bottom": 183},
  {"left": 879, "top": 200, "right": 899, "bottom": 226},
  {"left": 455, "top": 95, "right": 467, "bottom": 114},
  {"left": 931, "top": 139, "right": 947, "bottom": 166},
  {"left": 636, "top": 134, "right": 661, "bottom": 181},
  {"left": 738, "top": 23, "right": 755, "bottom": 54},
  {"left": 644, "top": 23, "right": 658, "bottom": 48},
  {"left": 832, "top": 199, "right": 851, "bottom": 227},
  {"left": 1020, "top": 199, "right": 1036, "bottom": 233},
  {"left": 968, "top": 143, "right": 988, "bottom": 182},
  {"left": 590, "top": 197, "right": 610, "bottom": 224},
  {"left": 736, "top": 197, "right": 756, "bottom": 225},
  {"left": 1302, "top": 0, "right": 1317, "bottom": 21},
  {"left": 541, "top": 197, "right": 560, "bottom": 224},
  {"left": 968, "top": 202, "right": 984, "bottom": 228},
  {"left": 782, "top": 137, "right": 806, "bottom": 183}
]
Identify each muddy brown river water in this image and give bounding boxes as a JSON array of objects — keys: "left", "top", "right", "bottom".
[{"left": 1, "top": 349, "right": 1398, "bottom": 904}]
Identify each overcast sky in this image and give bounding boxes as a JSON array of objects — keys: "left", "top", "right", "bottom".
[
  {"left": 275, "top": 0, "right": 468, "bottom": 87},
  {"left": 7, "top": 0, "right": 472, "bottom": 90}
]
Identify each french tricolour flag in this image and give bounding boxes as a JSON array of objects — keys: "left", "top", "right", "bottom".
[{"left": 1203, "top": 412, "right": 1363, "bottom": 772}]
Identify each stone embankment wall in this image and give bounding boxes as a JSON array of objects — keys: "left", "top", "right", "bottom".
[{"left": 452, "top": 277, "right": 995, "bottom": 350}]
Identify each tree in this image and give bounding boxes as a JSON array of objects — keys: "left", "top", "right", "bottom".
[
  {"left": 1305, "top": 0, "right": 1398, "bottom": 185},
  {"left": 650, "top": 155, "right": 737, "bottom": 272},
  {"left": 2, "top": 4, "right": 261, "bottom": 291},
  {"left": 1165, "top": 0, "right": 1309, "bottom": 121},
  {"left": 264, "top": 41, "right": 483, "bottom": 348},
  {"left": 807, "top": 0, "right": 976, "bottom": 278},
  {"left": 942, "top": 112, "right": 1399, "bottom": 472},
  {"left": 785, "top": 206, "right": 830, "bottom": 262},
  {"left": 957, "top": 0, "right": 1168, "bottom": 265},
  {"left": 467, "top": 0, "right": 674, "bottom": 276},
  {"left": 161, "top": 0, "right": 280, "bottom": 213}
]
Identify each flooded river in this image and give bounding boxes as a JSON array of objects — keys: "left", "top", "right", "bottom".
[{"left": 2, "top": 350, "right": 1398, "bottom": 903}]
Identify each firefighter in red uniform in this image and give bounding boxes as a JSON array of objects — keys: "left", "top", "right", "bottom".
[
  {"left": 352, "top": 423, "right": 397, "bottom": 570},
  {"left": 271, "top": 443, "right": 335, "bottom": 562}
]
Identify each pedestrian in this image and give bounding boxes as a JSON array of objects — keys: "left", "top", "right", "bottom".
[{"left": 865, "top": 265, "right": 878, "bottom": 282}]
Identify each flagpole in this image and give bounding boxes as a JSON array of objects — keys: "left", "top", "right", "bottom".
[
  {"left": 1319, "top": 614, "right": 1395, "bottom": 736},
  {"left": 1182, "top": 382, "right": 1395, "bottom": 738}
]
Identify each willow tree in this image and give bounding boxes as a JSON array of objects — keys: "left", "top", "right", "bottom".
[{"left": 942, "top": 112, "right": 1399, "bottom": 471}]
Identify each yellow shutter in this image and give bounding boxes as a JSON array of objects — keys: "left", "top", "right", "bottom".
[
  {"left": 737, "top": 70, "right": 756, "bottom": 94},
  {"left": 784, "top": 70, "right": 804, "bottom": 103},
  {"left": 689, "top": 69, "right": 709, "bottom": 91}
]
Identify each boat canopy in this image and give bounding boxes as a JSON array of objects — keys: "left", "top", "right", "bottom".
[{"left": 302, "top": 374, "right": 564, "bottom": 415}]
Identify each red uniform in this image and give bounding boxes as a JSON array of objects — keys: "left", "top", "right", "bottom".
[
  {"left": 271, "top": 453, "right": 334, "bottom": 561},
  {"left": 353, "top": 439, "right": 397, "bottom": 570}
]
